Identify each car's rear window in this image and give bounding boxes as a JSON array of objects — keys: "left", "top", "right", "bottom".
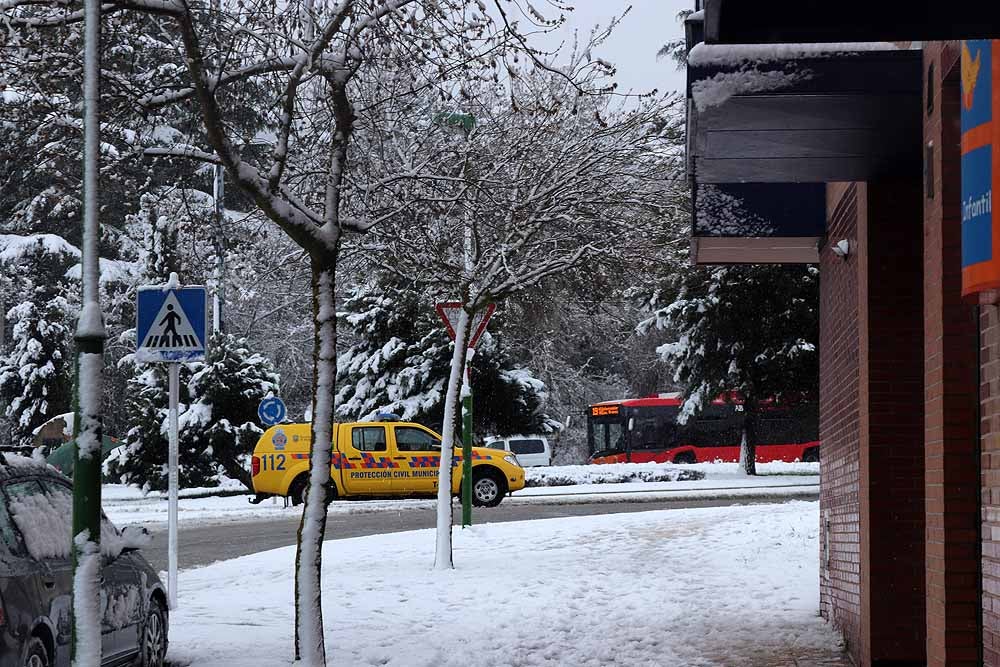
[{"left": 510, "top": 439, "right": 545, "bottom": 455}]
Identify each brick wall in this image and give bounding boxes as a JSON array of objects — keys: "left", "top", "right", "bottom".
[
  {"left": 982, "top": 304, "right": 1000, "bottom": 664},
  {"left": 820, "top": 181, "right": 862, "bottom": 654},
  {"left": 924, "top": 41, "right": 982, "bottom": 667},
  {"left": 864, "top": 179, "right": 927, "bottom": 665},
  {"left": 822, "top": 180, "right": 926, "bottom": 666}
]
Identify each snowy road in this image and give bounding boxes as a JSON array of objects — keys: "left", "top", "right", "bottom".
[{"left": 141, "top": 493, "right": 817, "bottom": 572}]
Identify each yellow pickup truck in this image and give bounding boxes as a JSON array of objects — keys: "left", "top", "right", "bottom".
[{"left": 251, "top": 420, "right": 525, "bottom": 507}]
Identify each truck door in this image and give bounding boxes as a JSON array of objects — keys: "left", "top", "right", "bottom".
[
  {"left": 340, "top": 425, "right": 393, "bottom": 494},
  {"left": 390, "top": 425, "right": 442, "bottom": 494}
]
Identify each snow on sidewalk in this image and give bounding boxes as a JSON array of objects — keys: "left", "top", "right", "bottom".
[{"left": 167, "top": 501, "right": 843, "bottom": 667}]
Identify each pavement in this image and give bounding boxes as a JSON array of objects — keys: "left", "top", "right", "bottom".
[{"left": 737, "top": 647, "right": 852, "bottom": 667}]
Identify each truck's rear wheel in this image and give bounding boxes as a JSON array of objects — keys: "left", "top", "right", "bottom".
[
  {"left": 289, "top": 475, "right": 309, "bottom": 506},
  {"left": 471, "top": 469, "right": 506, "bottom": 508},
  {"left": 289, "top": 475, "right": 337, "bottom": 506}
]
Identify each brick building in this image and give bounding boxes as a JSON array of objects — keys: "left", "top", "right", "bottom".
[{"left": 685, "top": 3, "right": 1000, "bottom": 665}]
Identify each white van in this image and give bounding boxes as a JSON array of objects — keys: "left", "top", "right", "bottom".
[{"left": 484, "top": 435, "right": 552, "bottom": 467}]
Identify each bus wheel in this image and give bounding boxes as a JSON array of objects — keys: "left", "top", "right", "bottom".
[
  {"left": 802, "top": 447, "right": 820, "bottom": 463},
  {"left": 673, "top": 452, "right": 696, "bottom": 465}
]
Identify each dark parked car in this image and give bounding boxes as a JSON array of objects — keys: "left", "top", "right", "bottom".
[{"left": 0, "top": 456, "right": 167, "bottom": 666}]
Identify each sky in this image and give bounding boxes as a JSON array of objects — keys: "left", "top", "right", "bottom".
[{"left": 541, "top": 0, "right": 693, "bottom": 95}]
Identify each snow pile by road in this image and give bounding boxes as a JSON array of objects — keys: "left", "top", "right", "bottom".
[
  {"left": 168, "top": 501, "right": 843, "bottom": 667},
  {"left": 686, "top": 460, "right": 819, "bottom": 476},
  {"left": 101, "top": 462, "right": 820, "bottom": 527},
  {"left": 525, "top": 462, "right": 704, "bottom": 486},
  {"left": 523, "top": 461, "right": 818, "bottom": 488}
]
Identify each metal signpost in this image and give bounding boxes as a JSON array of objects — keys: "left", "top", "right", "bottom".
[
  {"left": 435, "top": 302, "right": 496, "bottom": 527},
  {"left": 136, "top": 275, "right": 207, "bottom": 609}
]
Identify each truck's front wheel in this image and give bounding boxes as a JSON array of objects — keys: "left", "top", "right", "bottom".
[{"left": 471, "top": 469, "right": 507, "bottom": 508}]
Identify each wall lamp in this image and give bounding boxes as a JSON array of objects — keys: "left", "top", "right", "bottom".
[{"left": 831, "top": 239, "right": 851, "bottom": 259}]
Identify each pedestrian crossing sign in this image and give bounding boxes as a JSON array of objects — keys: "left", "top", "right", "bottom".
[{"left": 136, "top": 285, "right": 208, "bottom": 362}]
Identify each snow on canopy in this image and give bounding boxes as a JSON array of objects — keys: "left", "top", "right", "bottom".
[
  {"left": 687, "top": 41, "right": 906, "bottom": 68},
  {"left": 688, "top": 42, "right": 909, "bottom": 111},
  {"left": 30, "top": 411, "right": 74, "bottom": 438},
  {"left": 691, "top": 69, "right": 812, "bottom": 110}
]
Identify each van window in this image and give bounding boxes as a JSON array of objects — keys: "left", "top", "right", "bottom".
[
  {"left": 352, "top": 426, "right": 387, "bottom": 452},
  {"left": 394, "top": 427, "right": 440, "bottom": 452},
  {"left": 486, "top": 442, "right": 507, "bottom": 451},
  {"left": 510, "top": 439, "right": 545, "bottom": 455}
]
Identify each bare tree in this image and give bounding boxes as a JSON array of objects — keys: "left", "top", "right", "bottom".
[
  {"left": 3, "top": 0, "right": 599, "bottom": 660},
  {"left": 360, "top": 64, "right": 681, "bottom": 567}
]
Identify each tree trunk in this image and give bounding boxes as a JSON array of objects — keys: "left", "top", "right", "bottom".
[
  {"left": 434, "top": 309, "right": 471, "bottom": 570},
  {"left": 738, "top": 404, "right": 757, "bottom": 476},
  {"left": 293, "top": 251, "right": 338, "bottom": 664}
]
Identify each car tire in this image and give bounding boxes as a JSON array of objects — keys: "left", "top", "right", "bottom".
[
  {"left": 138, "top": 598, "right": 168, "bottom": 667},
  {"left": 673, "top": 452, "right": 696, "bottom": 464},
  {"left": 802, "top": 447, "right": 820, "bottom": 463},
  {"left": 471, "top": 469, "right": 506, "bottom": 508},
  {"left": 290, "top": 475, "right": 338, "bottom": 506},
  {"left": 289, "top": 474, "right": 309, "bottom": 506},
  {"left": 23, "top": 636, "right": 49, "bottom": 667}
]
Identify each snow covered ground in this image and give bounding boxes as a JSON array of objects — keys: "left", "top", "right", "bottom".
[
  {"left": 102, "top": 462, "right": 818, "bottom": 528},
  {"left": 167, "top": 501, "right": 843, "bottom": 667}
]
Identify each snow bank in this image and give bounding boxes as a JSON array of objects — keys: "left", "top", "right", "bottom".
[
  {"left": 168, "top": 501, "right": 844, "bottom": 666},
  {"left": 525, "top": 462, "right": 704, "bottom": 486},
  {"left": 525, "top": 460, "right": 816, "bottom": 487}
]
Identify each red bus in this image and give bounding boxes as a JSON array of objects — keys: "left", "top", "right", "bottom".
[{"left": 587, "top": 394, "right": 819, "bottom": 465}]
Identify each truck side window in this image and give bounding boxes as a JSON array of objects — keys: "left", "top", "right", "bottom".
[
  {"left": 395, "top": 427, "right": 440, "bottom": 452},
  {"left": 352, "top": 426, "right": 387, "bottom": 452}
]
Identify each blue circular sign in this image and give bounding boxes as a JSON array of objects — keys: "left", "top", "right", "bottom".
[{"left": 258, "top": 396, "right": 287, "bottom": 426}]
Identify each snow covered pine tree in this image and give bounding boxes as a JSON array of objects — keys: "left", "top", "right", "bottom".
[
  {"left": 336, "top": 276, "right": 556, "bottom": 436},
  {"left": 650, "top": 265, "right": 819, "bottom": 475},
  {"left": 185, "top": 332, "right": 281, "bottom": 489},
  {"left": 0, "top": 237, "right": 76, "bottom": 448}
]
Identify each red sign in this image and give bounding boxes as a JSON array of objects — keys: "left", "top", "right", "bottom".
[{"left": 435, "top": 302, "right": 496, "bottom": 349}]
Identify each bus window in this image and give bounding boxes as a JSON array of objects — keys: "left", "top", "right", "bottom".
[
  {"left": 630, "top": 406, "right": 681, "bottom": 450},
  {"left": 588, "top": 418, "right": 626, "bottom": 456},
  {"left": 687, "top": 404, "right": 739, "bottom": 447}
]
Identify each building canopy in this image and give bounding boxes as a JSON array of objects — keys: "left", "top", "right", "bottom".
[{"left": 685, "top": 12, "right": 922, "bottom": 263}]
